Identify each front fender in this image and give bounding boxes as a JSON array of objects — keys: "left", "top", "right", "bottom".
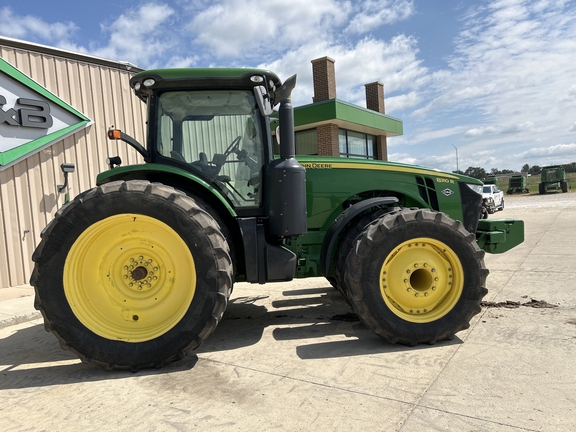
[{"left": 319, "top": 197, "right": 398, "bottom": 277}]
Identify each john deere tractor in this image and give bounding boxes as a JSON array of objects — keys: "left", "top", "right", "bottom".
[
  {"left": 538, "top": 165, "right": 568, "bottom": 194},
  {"left": 31, "top": 68, "right": 524, "bottom": 370}
]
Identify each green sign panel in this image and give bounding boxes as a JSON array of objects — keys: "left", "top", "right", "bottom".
[{"left": 0, "top": 57, "right": 91, "bottom": 168}]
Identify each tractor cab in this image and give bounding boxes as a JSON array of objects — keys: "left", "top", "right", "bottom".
[
  {"left": 124, "top": 69, "right": 286, "bottom": 209},
  {"left": 153, "top": 89, "right": 266, "bottom": 207}
]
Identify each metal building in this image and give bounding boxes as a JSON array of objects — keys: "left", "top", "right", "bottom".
[{"left": 0, "top": 37, "right": 145, "bottom": 288}]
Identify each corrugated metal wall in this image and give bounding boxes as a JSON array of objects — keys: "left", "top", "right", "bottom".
[{"left": 0, "top": 43, "right": 145, "bottom": 288}]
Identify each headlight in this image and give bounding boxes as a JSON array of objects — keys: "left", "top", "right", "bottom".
[{"left": 466, "top": 183, "right": 483, "bottom": 195}]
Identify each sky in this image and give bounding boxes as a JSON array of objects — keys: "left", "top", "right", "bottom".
[{"left": 1, "top": 0, "right": 575, "bottom": 173}]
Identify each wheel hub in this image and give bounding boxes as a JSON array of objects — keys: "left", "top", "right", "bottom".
[
  {"left": 122, "top": 255, "right": 159, "bottom": 291},
  {"left": 380, "top": 238, "right": 463, "bottom": 322}
]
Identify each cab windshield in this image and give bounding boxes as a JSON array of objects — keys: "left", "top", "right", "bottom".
[{"left": 155, "top": 90, "right": 265, "bottom": 207}]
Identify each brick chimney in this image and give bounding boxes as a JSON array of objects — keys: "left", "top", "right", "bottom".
[
  {"left": 365, "top": 81, "right": 385, "bottom": 113},
  {"left": 311, "top": 57, "right": 336, "bottom": 102},
  {"left": 365, "top": 81, "right": 388, "bottom": 161}
]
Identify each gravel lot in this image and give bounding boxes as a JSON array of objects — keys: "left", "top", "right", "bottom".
[{"left": 500, "top": 190, "right": 576, "bottom": 210}]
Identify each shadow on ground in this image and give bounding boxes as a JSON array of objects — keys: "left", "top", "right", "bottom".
[{"left": 0, "top": 283, "right": 461, "bottom": 389}]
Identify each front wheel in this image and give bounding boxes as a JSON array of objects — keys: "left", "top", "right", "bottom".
[
  {"left": 31, "top": 180, "right": 233, "bottom": 370},
  {"left": 343, "top": 209, "right": 488, "bottom": 345}
]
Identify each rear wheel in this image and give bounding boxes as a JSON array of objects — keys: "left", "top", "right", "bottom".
[
  {"left": 343, "top": 209, "right": 488, "bottom": 345},
  {"left": 561, "top": 181, "right": 568, "bottom": 193},
  {"left": 31, "top": 180, "right": 233, "bottom": 370}
]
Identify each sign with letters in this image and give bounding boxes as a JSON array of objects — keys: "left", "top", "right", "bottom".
[{"left": 0, "top": 57, "right": 91, "bottom": 169}]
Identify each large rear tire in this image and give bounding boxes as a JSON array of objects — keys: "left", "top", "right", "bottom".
[
  {"left": 343, "top": 209, "right": 488, "bottom": 345},
  {"left": 31, "top": 180, "right": 233, "bottom": 370}
]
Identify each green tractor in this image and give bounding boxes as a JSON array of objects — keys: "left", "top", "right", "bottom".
[
  {"left": 539, "top": 165, "right": 568, "bottom": 194},
  {"left": 31, "top": 68, "right": 525, "bottom": 370}
]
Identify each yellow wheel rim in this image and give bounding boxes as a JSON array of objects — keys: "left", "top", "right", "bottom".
[
  {"left": 64, "top": 214, "right": 196, "bottom": 342},
  {"left": 380, "top": 237, "right": 464, "bottom": 323}
]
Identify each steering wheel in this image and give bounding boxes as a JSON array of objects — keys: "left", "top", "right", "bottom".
[{"left": 224, "top": 136, "right": 242, "bottom": 158}]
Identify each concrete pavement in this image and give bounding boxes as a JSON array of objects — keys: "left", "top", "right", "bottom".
[{"left": 1, "top": 192, "right": 575, "bottom": 431}]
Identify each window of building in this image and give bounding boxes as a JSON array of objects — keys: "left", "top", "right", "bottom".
[
  {"left": 338, "top": 129, "right": 376, "bottom": 159},
  {"left": 295, "top": 129, "right": 318, "bottom": 155},
  {"left": 273, "top": 128, "right": 318, "bottom": 155}
]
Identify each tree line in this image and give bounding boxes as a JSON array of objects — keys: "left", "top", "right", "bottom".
[{"left": 454, "top": 162, "right": 576, "bottom": 179}]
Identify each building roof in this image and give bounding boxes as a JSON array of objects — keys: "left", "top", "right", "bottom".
[
  {"left": 293, "top": 98, "right": 403, "bottom": 137},
  {"left": 0, "top": 36, "right": 143, "bottom": 72}
]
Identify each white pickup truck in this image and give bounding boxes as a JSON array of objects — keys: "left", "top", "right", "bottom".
[{"left": 482, "top": 184, "right": 505, "bottom": 213}]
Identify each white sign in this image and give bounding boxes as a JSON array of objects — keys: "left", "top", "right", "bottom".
[{"left": 0, "top": 57, "right": 91, "bottom": 168}]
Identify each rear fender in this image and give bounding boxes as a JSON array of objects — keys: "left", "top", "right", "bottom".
[{"left": 96, "top": 164, "right": 236, "bottom": 217}]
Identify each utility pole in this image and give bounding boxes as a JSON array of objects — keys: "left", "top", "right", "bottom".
[{"left": 452, "top": 145, "right": 459, "bottom": 172}]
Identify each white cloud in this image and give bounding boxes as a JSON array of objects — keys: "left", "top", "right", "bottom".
[
  {"left": 388, "top": 152, "right": 417, "bottom": 165},
  {"left": 90, "top": 4, "right": 175, "bottom": 66},
  {"left": 463, "top": 121, "right": 539, "bottom": 138},
  {"left": 346, "top": 0, "right": 414, "bottom": 34},
  {"left": 188, "top": 0, "right": 350, "bottom": 59},
  {"left": 0, "top": 7, "right": 78, "bottom": 44},
  {"left": 386, "top": 91, "right": 422, "bottom": 112},
  {"left": 412, "top": 1, "right": 576, "bottom": 128},
  {"left": 259, "top": 35, "right": 427, "bottom": 108},
  {"left": 410, "top": 126, "right": 471, "bottom": 144},
  {"left": 517, "top": 143, "right": 576, "bottom": 159},
  {"left": 403, "top": 0, "right": 576, "bottom": 171}
]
